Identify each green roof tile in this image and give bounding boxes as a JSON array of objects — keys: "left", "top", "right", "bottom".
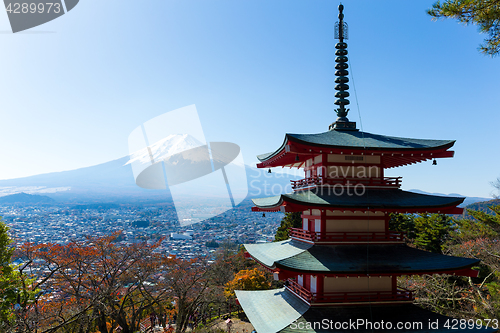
[
  {"left": 279, "top": 304, "right": 496, "bottom": 332},
  {"left": 252, "top": 189, "right": 464, "bottom": 211},
  {"left": 288, "top": 131, "right": 454, "bottom": 150},
  {"left": 235, "top": 288, "right": 308, "bottom": 333},
  {"left": 245, "top": 241, "right": 479, "bottom": 274},
  {"left": 258, "top": 130, "right": 455, "bottom": 162},
  {"left": 245, "top": 240, "right": 311, "bottom": 267},
  {"left": 237, "top": 288, "right": 496, "bottom": 332}
]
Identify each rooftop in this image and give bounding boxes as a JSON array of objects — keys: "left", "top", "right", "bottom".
[
  {"left": 257, "top": 130, "right": 457, "bottom": 169},
  {"left": 252, "top": 188, "right": 464, "bottom": 214},
  {"left": 245, "top": 240, "right": 479, "bottom": 276},
  {"left": 236, "top": 287, "right": 496, "bottom": 333}
]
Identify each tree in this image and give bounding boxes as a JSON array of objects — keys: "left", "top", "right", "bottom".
[
  {"left": 0, "top": 218, "right": 38, "bottom": 331},
  {"left": 389, "top": 213, "right": 416, "bottom": 240},
  {"left": 455, "top": 205, "right": 500, "bottom": 240},
  {"left": 5, "top": 233, "right": 174, "bottom": 333},
  {"left": 274, "top": 212, "right": 302, "bottom": 242},
  {"left": 224, "top": 268, "right": 271, "bottom": 298},
  {"left": 400, "top": 205, "right": 500, "bottom": 321},
  {"left": 440, "top": 206, "right": 500, "bottom": 320},
  {"left": 0, "top": 218, "right": 17, "bottom": 325},
  {"left": 389, "top": 213, "right": 453, "bottom": 253},
  {"left": 414, "top": 213, "right": 454, "bottom": 254},
  {"left": 428, "top": 0, "right": 500, "bottom": 56},
  {"left": 491, "top": 177, "right": 500, "bottom": 198},
  {"left": 3, "top": 231, "right": 239, "bottom": 333},
  {"left": 165, "top": 257, "right": 211, "bottom": 333}
]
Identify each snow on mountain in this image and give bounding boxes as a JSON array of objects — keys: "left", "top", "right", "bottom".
[{"left": 126, "top": 134, "right": 205, "bottom": 165}]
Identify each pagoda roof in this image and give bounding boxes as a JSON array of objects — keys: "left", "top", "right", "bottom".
[
  {"left": 236, "top": 288, "right": 496, "bottom": 333},
  {"left": 235, "top": 288, "right": 308, "bottom": 333},
  {"left": 257, "top": 130, "right": 456, "bottom": 169},
  {"left": 251, "top": 188, "right": 464, "bottom": 214},
  {"left": 289, "top": 131, "right": 454, "bottom": 151},
  {"left": 245, "top": 240, "right": 479, "bottom": 276}
]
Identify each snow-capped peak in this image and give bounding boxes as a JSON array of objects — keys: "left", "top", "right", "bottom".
[{"left": 127, "top": 134, "right": 205, "bottom": 165}]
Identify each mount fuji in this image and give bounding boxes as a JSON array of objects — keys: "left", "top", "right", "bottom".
[{"left": 0, "top": 137, "right": 299, "bottom": 204}]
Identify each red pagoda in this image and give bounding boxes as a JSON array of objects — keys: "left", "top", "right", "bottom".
[{"left": 235, "top": 5, "right": 496, "bottom": 333}]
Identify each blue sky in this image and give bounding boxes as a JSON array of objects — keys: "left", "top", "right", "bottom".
[{"left": 0, "top": 0, "right": 498, "bottom": 198}]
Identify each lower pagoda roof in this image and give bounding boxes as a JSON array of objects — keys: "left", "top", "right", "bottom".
[
  {"left": 236, "top": 288, "right": 497, "bottom": 333},
  {"left": 245, "top": 240, "right": 479, "bottom": 276},
  {"left": 235, "top": 288, "right": 309, "bottom": 333},
  {"left": 251, "top": 188, "right": 464, "bottom": 214}
]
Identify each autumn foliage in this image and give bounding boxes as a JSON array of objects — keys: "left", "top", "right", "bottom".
[
  {"left": 224, "top": 268, "right": 271, "bottom": 298},
  {"left": 0, "top": 230, "right": 242, "bottom": 333},
  {"left": 0, "top": 221, "right": 268, "bottom": 333}
]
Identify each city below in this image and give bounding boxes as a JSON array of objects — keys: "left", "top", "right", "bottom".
[{"left": 0, "top": 200, "right": 283, "bottom": 261}]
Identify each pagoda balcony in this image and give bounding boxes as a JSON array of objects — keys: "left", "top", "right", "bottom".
[
  {"left": 290, "top": 228, "right": 406, "bottom": 244},
  {"left": 286, "top": 279, "right": 413, "bottom": 306},
  {"left": 290, "top": 176, "right": 402, "bottom": 190}
]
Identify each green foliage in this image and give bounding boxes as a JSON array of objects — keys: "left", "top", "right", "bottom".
[
  {"left": 456, "top": 205, "right": 500, "bottom": 240},
  {"left": 0, "top": 218, "right": 14, "bottom": 268},
  {"left": 206, "top": 240, "right": 220, "bottom": 248},
  {"left": 463, "top": 199, "right": 500, "bottom": 217},
  {"left": 469, "top": 205, "right": 500, "bottom": 233},
  {"left": 389, "top": 213, "right": 416, "bottom": 239},
  {"left": 274, "top": 212, "right": 302, "bottom": 242},
  {"left": 389, "top": 213, "right": 453, "bottom": 253},
  {"left": 414, "top": 214, "right": 454, "bottom": 254},
  {"left": 428, "top": 0, "right": 500, "bottom": 56},
  {"left": 0, "top": 218, "right": 38, "bottom": 328},
  {"left": 0, "top": 218, "right": 17, "bottom": 324},
  {"left": 485, "top": 282, "right": 500, "bottom": 319}
]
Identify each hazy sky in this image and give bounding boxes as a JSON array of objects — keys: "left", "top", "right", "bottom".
[{"left": 0, "top": 0, "right": 498, "bottom": 198}]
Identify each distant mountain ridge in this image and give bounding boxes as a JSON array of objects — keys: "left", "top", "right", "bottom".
[
  {"left": 0, "top": 155, "right": 299, "bottom": 204},
  {"left": 407, "top": 189, "right": 491, "bottom": 208},
  {"left": 0, "top": 192, "right": 55, "bottom": 204},
  {"left": 0, "top": 156, "right": 157, "bottom": 203},
  {"left": 463, "top": 198, "right": 500, "bottom": 217},
  {"left": 0, "top": 155, "right": 492, "bottom": 206}
]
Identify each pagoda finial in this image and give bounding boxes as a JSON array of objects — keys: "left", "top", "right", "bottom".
[{"left": 329, "top": 4, "right": 357, "bottom": 131}]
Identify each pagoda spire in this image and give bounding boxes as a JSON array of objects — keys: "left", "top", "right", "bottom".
[{"left": 329, "top": 3, "right": 357, "bottom": 131}]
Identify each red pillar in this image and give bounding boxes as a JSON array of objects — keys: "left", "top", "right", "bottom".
[{"left": 392, "top": 276, "right": 397, "bottom": 292}]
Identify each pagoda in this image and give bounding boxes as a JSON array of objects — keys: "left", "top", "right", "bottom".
[{"left": 235, "top": 5, "right": 496, "bottom": 333}]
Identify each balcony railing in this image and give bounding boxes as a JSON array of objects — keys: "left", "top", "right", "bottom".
[
  {"left": 286, "top": 279, "right": 413, "bottom": 305},
  {"left": 290, "top": 228, "right": 405, "bottom": 243},
  {"left": 314, "top": 288, "right": 413, "bottom": 304},
  {"left": 286, "top": 278, "right": 313, "bottom": 303},
  {"left": 290, "top": 176, "right": 402, "bottom": 190}
]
